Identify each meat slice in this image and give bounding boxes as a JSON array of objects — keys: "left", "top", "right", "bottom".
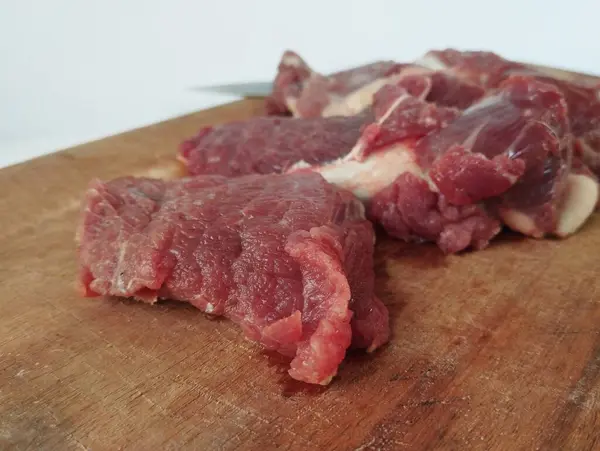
[
  {"left": 370, "top": 76, "right": 599, "bottom": 252},
  {"left": 419, "top": 48, "right": 600, "bottom": 178},
  {"left": 266, "top": 50, "right": 485, "bottom": 118},
  {"left": 77, "top": 172, "right": 388, "bottom": 385},
  {"left": 179, "top": 113, "right": 369, "bottom": 177}
]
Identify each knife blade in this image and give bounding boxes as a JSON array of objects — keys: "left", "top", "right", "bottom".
[
  {"left": 190, "top": 81, "right": 272, "bottom": 97},
  {"left": 189, "top": 64, "right": 599, "bottom": 99}
]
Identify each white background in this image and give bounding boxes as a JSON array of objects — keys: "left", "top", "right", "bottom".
[{"left": 1, "top": 0, "right": 599, "bottom": 169}]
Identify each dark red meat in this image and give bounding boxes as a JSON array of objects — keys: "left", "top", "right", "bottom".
[
  {"left": 420, "top": 48, "right": 600, "bottom": 177},
  {"left": 420, "top": 76, "right": 570, "bottom": 206},
  {"left": 179, "top": 113, "right": 369, "bottom": 177},
  {"left": 370, "top": 75, "right": 598, "bottom": 251},
  {"left": 529, "top": 75, "right": 600, "bottom": 176},
  {"left": 426, "top": 71, "right": 485, "bottom": 109},
  {"left": 77, "top": 172, "right": 388, "bottom": 385}
]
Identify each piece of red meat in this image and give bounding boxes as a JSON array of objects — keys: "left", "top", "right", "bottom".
[
  {"left": 418, "top": 49, "right": 526, "bottom": 88},
  {"left": 179, "top": 113, "right": 369, "bottom": 177},
  {"left": 266, "top": 50, "right": 485, "bottom": 118},
  {"left": 180, "top": 76, "right": 456, "bottom": 198},
  {"left": 426, "top": 71, "right": 485, "bottom": 109},
  {"left": 419, "top": 48, "right": 600, "bottom": 178},
  {"left": 181, "top": 77, "right": 491, "bottom": 252},
  {"left": 291, "top": 80, "right": 461, "bottom": 201},
  {"left": 77, "top": 172, "right": 388, "bottom": 385},
  {"left": 181, "top": 62, "right": 598, "bottom": 253},
  {"left": 523, "top": 74, "right": 600, "bottom": 177},
  {"left": 266, "top": 50, "right": 403, "bottom": 118},
  {"left": 369, "top": 172, "right": 501, "bottom": 253},
  {"left": 370, "top": 75, "right": 598, "bottom": 251}
]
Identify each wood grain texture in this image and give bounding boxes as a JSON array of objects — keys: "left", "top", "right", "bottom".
[{"left": 1, "top": 98, "right": 599, "bottom": 451}]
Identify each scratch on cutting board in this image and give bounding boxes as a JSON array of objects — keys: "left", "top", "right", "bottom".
[
  {"left": 71, "top": 435, "right": 90, "bottom": 451},
  {"left": 355, "top": 437, "right": 410, "bottom": 450},
  {"left": 354, "top": 438, "right": 376, "bottom": 451},
  {"left": 214, "top": 396, "right": 315, "bottom": 447},
  {"left": 463, "top": 312, "right": 493, "bottom": 334},
  {"left": 15, "top": 369, "right": 27, "bottom": 378},
  {"left": 303, "top": 405, "right": 336, "bottom": 427}
]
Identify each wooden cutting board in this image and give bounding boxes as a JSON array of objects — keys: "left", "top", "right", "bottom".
[{"left": 1, "top": 97, "right": 599, "bottom": 451}]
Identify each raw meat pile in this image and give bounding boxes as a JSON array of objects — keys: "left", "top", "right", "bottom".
[
  {"left": 182, "top": 49, "right": 600, "bottom": 252},
  {"left": 77, "top": 48, "right": 600, "bottom": 385}
]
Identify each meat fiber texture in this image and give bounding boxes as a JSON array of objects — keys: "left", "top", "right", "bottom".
[
  {"left": 77, "top": 172, "right": 389, "bottom": 385},
  {"left": 179, "top": 113, "right": 369, "bottom": 178},
  {"left": 370, "top": 75, "right": 599, "bottom": 252},
  {"left": 266, "top": 50, "right": 485, "bottom": 118}
]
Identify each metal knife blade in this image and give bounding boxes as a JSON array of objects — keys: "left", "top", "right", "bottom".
[
  {"left": 189, "top": 62, "right": 600, "bottom": 98},
  {"left": 190, "top": 81, "right": 272, "bottom": 97}
]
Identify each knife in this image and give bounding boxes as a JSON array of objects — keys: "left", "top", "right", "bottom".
[
  {"left": 191, "top": 81, "right": 273, "bottom": 98},
  {"left": 189, "top": 64, "right": 599, "bottom": 99}
]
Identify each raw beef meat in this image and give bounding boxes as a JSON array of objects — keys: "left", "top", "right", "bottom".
[
  {"left": 266, "top": 50, "right": 404, "bottom": 118},
  {"left": 289, "top": 78, "right": 461, "bottom": 200},
  {"left": 180, "top": 77, "right": 498, "bottom": 251},
  {"left": 420, "top": 48, "right": 600, "bottom": 89},
  {"left": 524, "top": 75, "right": 600, "bottom": 176},
  {"left": 181, "top": 75, "right": 459, "bottom": 201},
  {"left": 179, "top": 113, "right": 369, "bottom": 177},
  {"left": 426, "top": 71, "right": 485, "bottom": 110},
  {"left": 370, "top": 75, "right": 599, "bottom": 252},
  {"left": 180, "top": 74, "right": 453, "bottom": 188},
  {"left": 419, "top": 49, "right": 600, "bottom": 177},
  {"left": 180, "top": 58, "right": 598, "bottom": 253},
  {"left": 77, "top": 172, "right": 388, "bottom": 385},
  {"left": 266, "top": 50, "right": 485, "bottom": 118},
  {"left": 417, "top": 49, "right": 526, "bottom": 89}
]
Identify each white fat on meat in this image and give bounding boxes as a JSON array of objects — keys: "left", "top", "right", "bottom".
[
  {"left": 501, "top": 172, "right": 599, "bottom": 238},
  {"left": 555, "top": 173, "right": 600, "bottom": 236},
  {"left": 287, "top": 91, "right": 428, "bottom": 201},
  {"left": 321, "top": 76, "right": 400, "bottom": 117},
  {"left": 290, "top": 143, "right": 420, "bottom": 201},
  {"left": 286, "top": 75, "right": 401, "bottom": 118},
  {"left": 320, "top": 67, "right": 432, "bottom": 118},
  {"left": 281, "top": 52, "right": 305, "bottom": 68},
  {"left": 414, "top": 53, "right": 448, "bottom": 71}
]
